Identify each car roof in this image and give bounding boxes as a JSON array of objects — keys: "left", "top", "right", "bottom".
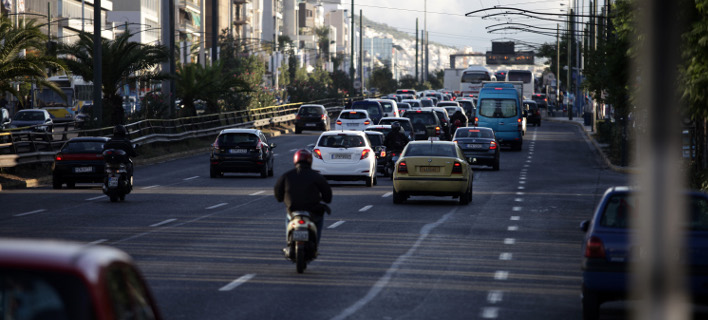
[
  {"left": 407, "top": 140, "right": 457, "bottom": 146},
  {"left": 67, "top": 137, "right": 111, "bottom": 142},
  {"left": 366, "top": 125, "right": 392, "bottom": 129},
  {"left": 456, "top": 126, "right": 494, "bottom": 132},
  {"left": 401, "top": 99, "right": 421, "bottom": 103},
  {"left": 300, "top": 104, "right": 325, "bottom": 108},
  {"left": 320, "top": 130, "right": 368, "bottom": 137},
  {"left": 220, "top": 128, "right": 260, "bottom": 134},
  {"left": 364, "top": 130, "right": 384, "bottom": 136}
]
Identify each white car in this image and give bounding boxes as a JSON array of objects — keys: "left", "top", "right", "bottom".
[
  {"left": 370, "top": 99, "right": 400, "bottom": 118},
  {"left": 334, "top": 109, "right": 372, "bottom": 131},
  {"left": 312, "top": 131, "right": 377, "bottom": 187},
  {"left": 401, "top": 99, "right": 422, "bottom": 111}
]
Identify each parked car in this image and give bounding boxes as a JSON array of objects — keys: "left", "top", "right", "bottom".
[
  {"left": 392, "top": 140, "right": 473, "bottom": 205},
  {"left": 524, "top": 100, "right": 542, "bottom": 126},
  {"left": 580, "top": 187, "right": 708, "bottom": 319},
  {"left": 404, "top": 110, "right": 444, "bottom": 140},
  {"left": 52, "top": 137, "right": 111, "bottom": 189},
  {"left": 378, "top": 117, "right": 415, "bottom": 141},
  {"left": 209, "top": 129, "right": 276, "bottom": 178},
  {"left": 311, "top": 130, "right": 377, "bottom": 187},
  {"left": 0, "top": 238, "right": 163, "bottom": 320},
  {"left": 334, "top": 110, "right": 372, "bottom": 131},
  {"left": 453, "top": 127, "right": 500, "bottom": 170},
  {"left": 8, "top": 109, "right": 53, "bottom": 133},
  {"left": 347, "top": 100, "right": 384, "bottom": 124},
  {"left": 295, "top": 104, "right": 330, "bottom": 133}
]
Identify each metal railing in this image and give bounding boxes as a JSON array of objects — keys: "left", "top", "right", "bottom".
[{"left": 0, "top": 97, "right": 353, "bottom": 168}]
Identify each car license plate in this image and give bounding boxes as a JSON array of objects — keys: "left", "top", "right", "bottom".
[
  {"left": 74, "top": 166, "right": 93, "bottom": 173},
  {"left": 306, "top": 123, "right": 317, "bottom": 127},
  {"left": 108, "top": 176, "right": 119, "bottom": 187},
  {"left": 332, "top": 153, "right": 351, "bottom": 160},
  {"left": 229, "top": 148, "right": 248, "bottom": 154},
  {"left": 347, "top": 123, "right": 358, "bottom": 126},
  {"left": 419, "top": 166, "right": 440, "bottom": 173},
  {"left": 467, "top": 144, "right": 485, "bottom": 149},
  {"left": 293, "top": 230, "right": 309, "bottom": 241}
]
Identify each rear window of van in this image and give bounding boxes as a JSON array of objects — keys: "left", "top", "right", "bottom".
[{"left": 479, "top": 99, "right": 518, "bottom": 118}]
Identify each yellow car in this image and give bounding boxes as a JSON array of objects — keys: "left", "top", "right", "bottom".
[{"left": 392, "top": 140, "right": 473, "bottom": 205}]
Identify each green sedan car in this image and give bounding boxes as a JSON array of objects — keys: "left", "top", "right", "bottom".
[{"left": 392, "top": 141, "right": 473, "bottom": 205}]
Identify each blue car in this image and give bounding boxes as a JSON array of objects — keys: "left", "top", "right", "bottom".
[{"left": 580, "top": 187, "right": 708, "bottom": 319}]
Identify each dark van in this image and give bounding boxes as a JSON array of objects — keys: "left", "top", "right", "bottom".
[
  {"left": 476, "top": 87, "right": 524, "bottom": 150},
  {"left": 347, "top": 100, "right": 384, "bottom": 124}
]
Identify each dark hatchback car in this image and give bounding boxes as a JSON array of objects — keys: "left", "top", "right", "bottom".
[
  {"left": 0, "top": 238, "right": 162, "bottom": 320},
  {"left": 52, "top": 137, "right": 110, "bottom": 189},
  {"left": 210, "top": 129, "right": 276, "bottom": 178},
  {"left": 453, "top": 127, "right": 500, "bottom": 170},
  {"left": 404, "top": 110, "right": 443, "bottom": 140},
  {"left": 523, "top": 100, "right": 542, "bottom": 126},
  {"left": 364, "top": 130, "right": 386, "bottom": 174},
  {"left": 347, "top": 100, "right": 384, "bottom": 124},
  {"left": 580, "top": 187, "right": 708, "bottom": 319},
  {"left": 295, "top": 104, "right": 330, "bottom": 133},
  {"left": 531, "top": 93, "right": 548, "bottom": 109}
]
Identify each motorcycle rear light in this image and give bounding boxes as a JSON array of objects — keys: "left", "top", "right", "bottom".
[
  {"left": 313, "top": 149, "right": 323, "bottom": 160},
  {"left": 321, "top": 114, "right": 326, "bottom": 119},
  {"left": 398, "top": 161, "right": 408, "bottom": 173},
  {"left": 452, "top": 162, "right": 463, "bottom": 174},
  {"left": 490, "top": 141, "right": 498, "bottom": 150},
  {"left": 435, "top": 126, "right": 441, "bottom": 135},
  {"left": 55, "top": 154, "right": 63, "bottom": 161},
  {"left": 584, "top": 236, "right": 606, "bottom": 258},
  {"left": 361, "top": 149, "right": 371, "bottom": 159},
  {"left": 298, "top": 219, "right": 305, "bottom": 225},
  {"left": 380, "top": 150, "right": 386, "bottom": 157},
  {"left": 211, "top": 161, "right": 219, "bottom": 165}
]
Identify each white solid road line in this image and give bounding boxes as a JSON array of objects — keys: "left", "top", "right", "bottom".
[
  {"left": 328, "top": 221, "right": 346, "bottom": 229},
  {"left": 508, "top": 226, "right": 519, "bottom": 231},
  {"left": 183, "top": 176, "right": 199, "bottom": 181},
  {"left": 150, "top": 219, "right": 177, "bottom": 227},
  {"left": 86, "top": 195, "right": 107, "bottom": 201},
  {"left": 382, "top": 192, "right": 393, "bottom": 198},
  {"left": 206, "top": 203, "right": 228, "bottom": 210},
  {"left": 87, "top": 239, "right": 108, "bottom": 245},
  {"left": 359, "top": 205, "right": 373, "bottom": 212},
  {"left": 512, "top": 207, "right": 522, "bottom": 211},
  {"left": 14, "top": 209, "right": 46, "bottom": 217},
  {"left": 499, "top": 253, "right": 513, "bottom": 260},
  {"left": 219, "top": 274, "right": 256, "bottom": 291},
  {"left": 510, "top": 216, "right": 520, "bottom": 221},
  {"left": 141, "top": 185, "right": 160, "bottom": 189},
  {"left": 249, "top": 191, "right": 265, "bottom": 196},
  {"left": 481, "top": 307, "right": 499, "bottom": 319}
]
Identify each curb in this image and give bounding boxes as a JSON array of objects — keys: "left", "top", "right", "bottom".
[
  {"left": 546, "top": 118, "right": 637, "bottom": 174},
  {"left": 0, "top": 123, "right": 297, "bottom": 191}
]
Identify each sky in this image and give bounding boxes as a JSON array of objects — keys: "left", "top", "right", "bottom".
[{"left": 341, "top": 0, "right": 584, "bottom": 52}]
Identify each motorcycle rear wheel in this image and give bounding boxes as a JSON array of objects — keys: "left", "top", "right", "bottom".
[
  {"left": 295, "top": 243, "right": 306, "bottom": 273},
  {"left": 110, "top": 195, "right": 118, "bottom": 202}
]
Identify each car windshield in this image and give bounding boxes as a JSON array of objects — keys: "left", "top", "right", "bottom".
[
  {"left": 318, "top": 135, "right": 366, "bottom": 148},
  {"left": 600, "top": 193, "right": 708, "bottom": 230},
  {"left": 404, "top": 143, "right": 458, "bottom": 158},
  {"left": 406, "top": 113, "right": 437, "bottom": 125},
  {"left": 14, "top": 112, "right": 44, "bottom": 121},
  {"left": 62, "top": 141, "right": 105, "bottom": 153},
  {"left": 524, "top": 103, "right": 538, "bottom": 111},
  {"left": 455, "top": 128, "right": 494, "bottom": 139},
  {"left": 420, "top": 100, "right": 434, "bottom": 108},
  {"left": 218, "top": 133, "right": 258, "bottom": 146},
  {"left": 366, "top": 134, "right": 384, "bottom": 146},
  {"left": 299, "top": 107, "right": 323, "bottom": 115},
  {"left": 479, "top": 99, "right": 518, "bottom": 118},
  {"left": 339, "top": 111, "right": 367, "bottom": 120}
]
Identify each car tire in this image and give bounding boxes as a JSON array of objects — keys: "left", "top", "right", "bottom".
[
  {"left": 268, "top": 161, "right": 274, "bottom": 177},
  {"left": 493, "top": 158, "right": 500, "bottom": 171},
  {"left": 393, "top": 189, "right": 405, "bottom": 204},
  {"left": 210, "top": 166, "right": 219, "bottom": 178},
  {"left": 582, "top": 286, "right": 601, "bottom": 320},
  {"left": 260, "top": 163, "right": 269, "bottom": 178},
  {"left": 119, "top": 194, "right": 125, "bottom": 201},
  {"left": 52, "top": 175, "right": 62, "bottom": 189},
  {"left": 459, "top": 187, "right": 471, "bottom": 205},
  {"left": 366, "top": 175, "right": 374, "bottom": 187},
  {"left": 295, "top": 127, "right": 302, "bottom": 134}
]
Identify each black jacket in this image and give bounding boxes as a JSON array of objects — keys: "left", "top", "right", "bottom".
[
  {"left": 103, "top": 137, "right": 137, "bottom": 158},
  {"left": 384, "top": 130, "right": 409, "bottom": 152},
  {"left": 274, "top": 163, "right": 332, "bottom": 217}
]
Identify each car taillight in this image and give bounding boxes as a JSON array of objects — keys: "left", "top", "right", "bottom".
[
  {"left": 298, "top": 219, "right": 305, "bottom": 225},
  {"left": 490, "top": 141, "right": 497, "bottom": 150},
  {"left": 361, "top": 149, "right": 371, "bottom": 159},
  {"left": 380, "top": 150, "right": 386, "bottom": 157},
  {"left": 584, "top": 236, "right": 606, "bottom": 258},
  {"left": 313, "top": 149, "right": 323, "bottom": 160},
  {"left": 398, "top": 161, "right": 408, "bottom": 173},
  {"left": 55, "top": 154, "right": 63, "bottom": 161},
  {"left": 517, "top": 118, "right": 522, "bottom": 131},
  {"left": 452, "top": 161, "right": 463, "bottom": 174},
  {"left": 321, "top": 114, "right": 326, "bottom": 119},
  {"left": 296, "top": 115, "right": 301, "bottom": 120},
  {"left": 364, "top": 120, "right": 371, "bottom": 125},
  {"left": 435, "top": 126, "right": 441, "bottom": 135},
  {"left": 474, "top": 117, "right": 479, "bottom": 125},
  {"left": 336, "top": 120, "right": 342, "bottom": 125}
]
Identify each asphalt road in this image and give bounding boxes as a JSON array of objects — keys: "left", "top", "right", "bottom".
[{"left": 0, "top": 121, "right": 628, "bottom": 319}]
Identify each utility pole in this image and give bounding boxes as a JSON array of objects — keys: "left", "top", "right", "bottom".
[
  {"left": 415, "top": 18, "right": 418, "bottom": 84},
  {"left": 211, "top": 0, "right": 218, "bottom": 62},
  {"left": 350, "top": 0, "right": 354, "bottom": 96},
  {"left": 556, "top": 24, "right": 560, "bottom": 110},
  {"left": 200, "top": 0, "right": 205, "bottom": 66},
  {"left": 359, "top": 10, "right": 363, "bottom": 94},
  {"left": 567, "top": 8, "right": 572, "bottom": 120},
  {"left": 93, "top": 0, "right": 102, "bottom": 125},
  {"left": 423, "top": 0, "right": 427, "bottom": 82}
]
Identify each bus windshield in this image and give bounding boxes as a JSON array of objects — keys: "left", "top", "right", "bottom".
[
  {"left": 461, "top": 72, "right": 490, "bottom": 83},
  {"left": 508, "top": 71, "right": 532, "bottom": 83}
]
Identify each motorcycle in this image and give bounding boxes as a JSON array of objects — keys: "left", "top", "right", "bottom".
[
  {"left": 384, "top": 149, "right": 403, "bottom": 179},
  {"left": 102, "top": 149, "right": 132, "bottom": 202},
  {"left": 284, "top": 205, "right": 329, "bottom": 273}
]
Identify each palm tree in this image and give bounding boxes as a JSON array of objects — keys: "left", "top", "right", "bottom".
[
  {"left": 0, "top": 17, "right": 66, "bottom": 108},
  {"left": 59, "top": 31, "right": 169, "bottom": 125},
  {"left": 176, "top": 60, "right": 251, "bottom": 116}
]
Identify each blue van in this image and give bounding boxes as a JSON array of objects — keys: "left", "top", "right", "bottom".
[
  {"left": 347, "top": 100, "right": 384, "bottom": 124},
  {"left": 475, "top": 87, "right": 524, "bottom": 150}
]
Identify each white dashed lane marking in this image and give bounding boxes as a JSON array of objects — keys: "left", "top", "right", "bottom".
[
  {"left": 512, "top": 207, "right": 522, "bottom": 211},
  {"left": 141, "top": 185, "right": 160, "bottom": 189},
  {"left": 499, "top": 253, "right": 512, "bottom": 260},
  {"left": 86, "top": 195, "right": 107, "bottom": 201},
  {"left": 183, "top": 176, "right": 199, "bottom": 181},
  {"left": 14, "top": 209, "right": 46, "bottom": 217},
  {"left": 487, "top": 291, "right": 503, "bottom": 303},
  {"left": 150, "top": 219, "right": 176, "bottom": 227},
  {"left": 328, "top": 221, "right": 346, "bottom": 229},
  {"left": 249, "top": 191, "right": 265, "bottom": 196},
  {"left": 359, "top": 205, "right": 373, "bottom": 212},
  {"left": 481, "top": 307, "right": 499, "bottom": 319},
  {"left": 206, "top": 203, "right": 228, "bottom": 210},
  {"left": 382, "top": 192, "right": 393, "bottom": 198},
  {"left": 504, "top": 238, "right": 515, "bottom": 245},
  {"left": 510, "top": 216, "right": 520, "bottom": 221},
  {"left": 494, "top": 271, "right": 509, "bottom": 280},
  {"left": 219, "top": 274, "right": 256, "bottom": 291},
  {"left": 508, "top": 226, "right": 518, "bottom": 231}
]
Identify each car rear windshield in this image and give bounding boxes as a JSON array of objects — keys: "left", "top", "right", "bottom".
[
  {"left": 62, "top": 141, "right": 105, "bottom": 153},
  {"left": 339, "top": 111, "right": 367, "bottom": 120},
  {"left": 217, "top": 133, "right": 259, "bottom": 146},
  {"left": 420, "top": 100, "right": 434, "bottom": 108},
  {"left": 366, "top": 134, "right": 384, "bottom": 146},
  {"left": 479, "top": 99, "right": 518, "bottom": 118},
  {"left": 379, "top": 119, "right": 413, "bottom": 132},
  {"left": 600, "top": 193, "right": 708, "bottom": 230},
  {"left": 405, "top": 144, "right": 457, "bottom": 157},
  {"left": 397, "top": 103, "right": 411, "bottom": 110},
  {"left": 378, "top": 101, "right": 394, "bottom": 113},
  {"left": 298, "top": 107, "right": 324, "bottom": 115},
  {"left": 461, "top": 72, "right": 490, "bottom": 83},
  {"left": 524, "top": 102, "right": 538, "bottom": 111},
  {"left": 318, "top": 135, "right": 366, "bottom": 148},
  {"left": 406, "top": 113, "right": 437, "bottom": 125},
  {"left": 405, "top": 101, "right": 421, "bottom": 109},
  {"left": 14, "top": 112, "right": 44, "bottom": 121},
  {"left": 367, "top": 127, "right": 391, "bottom": 136},
  {"left": 351, "top": 102, "right": 382, "bottom": 117},
  {"left": 455, "top": 128, "right": 494, "bottom": 138}
]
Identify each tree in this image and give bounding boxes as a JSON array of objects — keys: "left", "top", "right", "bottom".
[
  {"left": 314, "top": 26, "right": 331, "bottom": 62},
  {"left": 369, "top": 66, "right": 397, "bottom": 94},
  {"left": 59, "top": 31, "right": 169, "bottom": 125},
  {"left": 219, "top": 30, "right": 268, "bottom": 110},
  {"left": 0, "top": 18, "right": 65, "bottom": 108}
]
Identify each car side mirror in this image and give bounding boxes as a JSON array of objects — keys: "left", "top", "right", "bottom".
[
  {"left": 45, "top": 119, "right": 52, "bottom": 123},
  {"left": 580, "top": 220, "right": 590, "bottom": 232},
  {"left": 270, "top": 143, "right": 277, "bottom": 148}
]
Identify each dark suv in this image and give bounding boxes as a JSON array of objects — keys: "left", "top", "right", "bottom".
[
  {"left": 404, "top": 110, "right": 444, "bottom": 140},
  {"left": 347, "top": 100, "right": 384, "bottom": 124},
  {"left": 295, "top": 104, "right": 329, "bottom": 133},
  {"left": 210, "top": 129, "right": 276, "bottom": 178},
  {"left": 524, "top": 100, "right": 542, "bottom": 126}
]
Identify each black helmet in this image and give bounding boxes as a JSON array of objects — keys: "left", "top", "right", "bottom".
[
  {"left": 391, "top": 121, "right": 401, "bottom": 132},
  {"left": 113, "top": 125, "right": 127, "bottom": 138},
  {"left": 293, "top": 149, "right": 313, "bottom": 166}
]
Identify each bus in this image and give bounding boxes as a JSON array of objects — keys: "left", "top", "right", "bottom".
[
  {"left": 459, "top": 66, "right": 493, "bottom": 98},
  {"left": 33, "top": 75, "right": 93, "bottom": 111},
  {"left": 505, "top": 70, "right": 534, "bottom": 99}
]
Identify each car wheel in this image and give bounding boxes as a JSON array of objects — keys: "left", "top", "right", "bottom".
[
  {"left": 365, "top": 175, "right": 374, "bottom": 187},
  {"left": 582, "top": 286, "right": 601, "bottom": 320},
  {"left": 260, "top": 163, "right": 269, "bottom": 178},
  {"left": 459, "top": 187, "right": 471, "bottom": 205},
  {"left": 393, "top": 189, "right": 405, "bottom": 204},
  {"left": 66, "top": 181, "right": 75, "bottom": 189},
  {"left": 373, "top": 176, "right": 378, "bottom": 186},
  {"left": 268, "top": 160, "right": 274, "bottom": 177},
  {"left": 52, "top": 175, "right": 62, "bottom": 189},
  {"left": 493, "top": 158, "right": 500, "bottom": 171},
  {"left": 119, "top": 194, "right": 125, "bottom": 201},
  {"left": 210, "top": 166, "right": 219, "bottom": 178},
  {"left": 295, "top": 127, "right": 302, "bottom": 134}
]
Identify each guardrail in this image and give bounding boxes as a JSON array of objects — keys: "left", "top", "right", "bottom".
[{"left": 0, "top": 97, "right": 354, "bottom": 168}]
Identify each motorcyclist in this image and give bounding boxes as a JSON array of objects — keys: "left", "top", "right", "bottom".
[
  {"left": 103, "top": 124, "right": 137, "bottom": 186},
  {"left": 274, "top": 149, "right": 332, "bottom": 255},
  {"left": 384, "top": 121, "right": 409, "bottom": 152}
]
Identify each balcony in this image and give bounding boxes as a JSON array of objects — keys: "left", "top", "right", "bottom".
[
  {"left": 233, "top": 0, "right": 249, "bottom": 4},
  {"left": 180, "top": 0, "right": 201, "bottom": 14}
]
